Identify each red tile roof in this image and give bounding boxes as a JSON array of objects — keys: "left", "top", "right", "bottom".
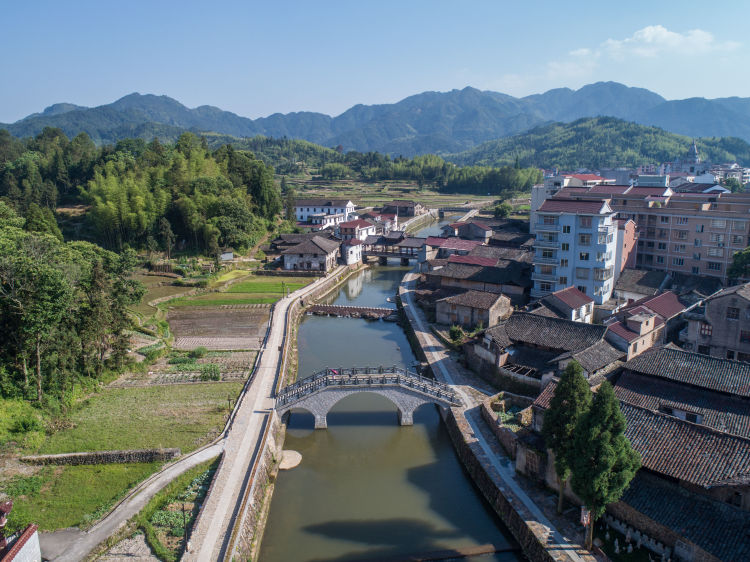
[
  {"left": 588, "top": 184, "right": 632, "bottom": 194},
  {"left": 448, "top": 254, "right": 498, "bottom": 267},
  {"left": 425, "top": 236, "right": 448, "bottom": 247},
  {"left": 340, "top": 219, "right": 374, "bottom": 229},
  {"left": 606, "top": 313, "right": 664, "bottom": 343},
  {"left": 538, "top": 198, "right": 608, "bottom": 214},
  {"left": 440, "top": 238, "right": 483, "bottom": 251},
  {"left": 551, "top": 286, "right": 593, "bottom": 309},
  {"left": 624, "top": 291, "right": 686, "bottom": 320}
]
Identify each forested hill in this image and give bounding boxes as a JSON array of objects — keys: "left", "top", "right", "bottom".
[
  {"left": 447, "top": 117, "right": 750, "bottom": 170},
  {"left": 8, "top": 83, "right": 750, "bottom": 155}
]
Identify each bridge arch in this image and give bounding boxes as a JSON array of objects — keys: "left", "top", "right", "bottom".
[{"left": 275, "top": 367, "right": 461, "bottom": 429}]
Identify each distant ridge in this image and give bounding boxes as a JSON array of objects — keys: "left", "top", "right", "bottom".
[{"left": 6, "top": 82, "right": 750, "bottom": 155}]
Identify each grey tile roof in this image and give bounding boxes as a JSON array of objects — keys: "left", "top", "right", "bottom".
[
  {"left": 620, "top": 402, "right": 750, "bottom": 488},
  {"left": 620, "top": 472, "right": 750, "bottom": 562},
  {"left": 623, "top": 346, "right": 750, "bottom": 397},
  {"left": 281, "top": 236, "right": 340, "bottom": 255},
  {"left": 295, "top": 198, "right": 352, "bottom": 207},
  {"left": 615, "top": 371, "right": 750, "bottom": 439},
  {"left": 501, "top": 312, "right": 607, "bottom": 352},
  {"left": 428, "top": 262, "right": 531, "bottom": 288},
  {"left": 614, "top": 268, "right": 669, "bottom": 296},
  {"left": 559, "top": 340, "right": 624, "bottom": 374},
  {"left": 437, "top": 290, "right": 508, "bottom": 310}
]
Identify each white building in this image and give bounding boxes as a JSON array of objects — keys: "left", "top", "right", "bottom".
[
  {"left": 338, "top": 219, "right": 377, "bottom": 241},
  {"left": 532, "top": 198, "right": 617, "bottom": 305},
  {"left": 341, "top": 238, "right": 363, "bottom": 265},
  {"left": 281, "top": 236, "right": 340, "bottom": 272},
  {"left": 295, "top": 199, "right": 355, "bottom": 223},
  {"left": 531, "top": 174, "right": 608, "bottom": 233}
]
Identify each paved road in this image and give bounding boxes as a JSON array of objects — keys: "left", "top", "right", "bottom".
[
  {"left": 399, "top": 271, "right": 587, "bottom": 562},
  {"left": 41, "top": 443, "right": 223, "bottom": 561}
]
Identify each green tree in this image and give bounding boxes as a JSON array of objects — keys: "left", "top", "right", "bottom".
[
  {"left": 723, "top": 177, "right": 743, "bottom": 193},
  {"left": 542, "top": 361, "right": 592, "bottom": 513},
  {"left": 494, "top": 202, "right": 512, "bottom": 218},
  {"left": 159, "top": 218, "right": 175, "bottom": 260},
  {"left": 570, "top": 382, "right": 641, "bottom": 549},
  {"left": 729, "top": 247, "right": 750, "bottom": 280}
]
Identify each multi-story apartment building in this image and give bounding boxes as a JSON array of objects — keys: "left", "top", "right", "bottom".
[
  {"left": 532, "top": 198, "right": 617, "bottom": 304},
  {"left": 530, "top": 174, "right": 608, "bottom": 233},
  {"left": 537, "top": 185, "right": 750, "bottom": 283}
]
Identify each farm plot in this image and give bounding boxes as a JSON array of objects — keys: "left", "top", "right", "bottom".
[
  {"left": 168, "top": 305, "right": 271, "bottom": 350},
  {"left": 129, "top": 273, "right": 191, "bottom": 317},
  {"left": 112, "top": 351, "right": 256, "bottom": 387}
]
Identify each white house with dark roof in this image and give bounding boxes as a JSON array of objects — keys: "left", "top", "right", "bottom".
[
  {"left": 281, "top": 236, "right": 340, "bottom": 272},
  {"left": 538, "top": 286, "right": 594, "bottom": 323},
  {"left": 295, "top": 198, "right": 355, "bottom": 222},
  {"left": 532, "top": 198, "right": 617, "bottom": 304}
]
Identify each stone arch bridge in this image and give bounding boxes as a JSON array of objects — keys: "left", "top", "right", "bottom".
[{"left": 275, "top": 367, "right": 461, "bottom": 428}]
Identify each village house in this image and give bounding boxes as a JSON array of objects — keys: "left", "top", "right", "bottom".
[
  {"left": 295, "top": 198, "right": 355, "bottom": 223},
  {"left": 469, "top": 313, "right": 622, "bottom": 390},
  {"left": 435, "top": 290, "right": 511, "bottom": 330},
  {"left": 267, "top": 232, "right": 339, "bottom": 257},
  {"left": 340, "top": 238, "right": 363, "bottom": 266},
  {"left": 423, "top": 261, "right": 531, "bottom": 304},
  {"left": 681, "top": 282, "right": 750, "bottom": 361},
  {"left": 529, "top": 286, "right": 594, "bottom": 323},
  {"left": 613, "top": 268, "right": 670, "bottom": 303},
  {"left": 441, "top": 220, "right": 494, "bottom": 242},
  {"left": 281, "top": 236, "right": 340, "bottom": 272},
  {"left": 338, "top": 218, "right": 377, "bottom": 241},
  {"left": 381, "top": 199, "right": 425, "bottom": 217}
]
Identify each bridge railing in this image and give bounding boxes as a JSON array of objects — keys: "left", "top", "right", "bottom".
[{"left": 276, "top": 366, "right": 459, "bottom": 407}]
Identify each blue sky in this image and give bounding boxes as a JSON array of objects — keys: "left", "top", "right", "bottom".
[{"left": 1, "top": 0, "right": 748, "bottom": 123}]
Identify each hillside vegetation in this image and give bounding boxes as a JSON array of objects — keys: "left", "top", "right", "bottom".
[{"left": 448, "top": 117, "right": 750, "bottom": 169}]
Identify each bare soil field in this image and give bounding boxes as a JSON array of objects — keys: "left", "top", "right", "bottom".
[{"left": 168, "top": 304, "right": 271, "bottom": 350}]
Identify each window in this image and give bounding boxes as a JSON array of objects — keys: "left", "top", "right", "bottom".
[
  {"left": 692, "top": 266, "right": 700, "bottom": 274},
  {"left": 539, "top": 282, "right": 552, "bottom": 292},
  {"left": 541, "top": 215, "right": 557, "bottom": 225},
  {"left": 576, "top": 267, "right": 589, "bottom": 280},
  {"left": 711, "top": 219, "right": 727, "bottom": 229},
  {"left": 707, "top": 262, "right": 722, "bottom": 271},
  {"left": 709, "top": 233, "right": 725, "bottom": 243},
  {"left": 708, "top": 247, "right": 724, "bottom": 257},
  {"left": 694, "top": 239, "right": 702, "bottom": 247},
  {"left": 560, "top": 258, "right": 569, "bottom": 268},
  {"left": 727, "top": 307, "right": 740, "bottom": 320},
  {"left": 675, "top": 230, "right": 688, "bottom": 240},
  {"left": 660, "top": 216, "right": 670, "bottom": 223},
  {"left": 741, "top": 330, "right": 750, "bottom": 343},
  {"left": 559, "top": 276, "right": 568, "bottom": 285},
  {"left": 542, "top": 249, "right": 554, "bottom": 259},
  {"left": 738, "top": 352, "right": 750, "bottom": 362},
  {"left": 733, "top": 220, "right": 746, "bottom": 232},
  {"left": 579, "top": 234, "right": 591, "bottom": 245},
  {"left": 632, "top": 342, "right": 638, "bottom": 353},
  {"left": 673, "top": 244, "right": 685, "bottom": 253},
  {"left": 696, "top": 224, "right": 704, "bottom": 233},
  {"left": 685, "top": 412, "right": 700, "bottom": 424},
  {"left": 577, "top": 285, "right": 587, "bottom": 294},
  {"left": 579, "top": 252, "right": 590, "bottom": 261},
  {"left": 561, "top": 243, "right": 570, "bottom": 251},
  {"left": 647, "top": 241, "right": 655, "bottom": 248},
  {"left": 579, "top": 216, "right": 592, "bottom": 228},
  {"left": 562, "top": 225, "right": 571, "bottom": 234},
  {"left": 658, "top": 242, "right": 667, "bottom": 250},
  {"left": 733, "top": 234, "right": 744, "bottom": 244},
  {"left": 656, "top": 256, "right": 664, "bottom": 264},
  {"left": 700, "top": 323, "right": 713, "bottom": 336},
  {"left": 677, "top": 217, "right": 688, "bottom": 225},
  {"left": 698, "top": 345, "right": 710, "bottom": 354},
  {"left": 672, "top": 257, "right": 684, "bottom": 266},
  {"left": 727, "top": 350, "right": 736, "bottom": 360}
]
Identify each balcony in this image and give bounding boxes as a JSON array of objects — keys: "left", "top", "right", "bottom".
[
  {"left": 536, "top": 223, "right": 561, "bottom": 232},
  {"left": 532, "top": 272, "right": 557, "bottom": 282},
  {"left": 594, "top": 268, "right": 614, "bottom": 282},
  {"left": 534, "top": 256, "right": 560, "bottom": 265},
  {"left": 535, "top": 239, "right": 560, "bottom": 249}
]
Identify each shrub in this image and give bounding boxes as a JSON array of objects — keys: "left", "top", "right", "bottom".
[
  {"left": 199, "top": 364, "right": 221, "bottom": 381},
  {"left": 449, "top": 325, "right": 464, "bottom": 343},
  {"left": 168, "top": 355, "right": 194, "bottom": 365},
  {"left": 189, "top": 347, "right": 208, "bottom": 359}
]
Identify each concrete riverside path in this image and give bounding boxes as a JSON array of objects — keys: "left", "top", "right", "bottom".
[
  {"left": 183, "top": 269, "right": 343, "bottom": 561},
  {"left": 399, "top": 270, "right": 590, "bottom": 562},
  {"left": 40, "top": 268, "right": 343, "bottom": 562}
]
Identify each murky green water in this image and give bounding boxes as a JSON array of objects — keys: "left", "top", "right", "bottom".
[{"left": 259, "top": 220, "right": 519, "bottom": 562}]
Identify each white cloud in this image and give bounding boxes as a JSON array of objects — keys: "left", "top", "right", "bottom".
[{"left": 603, "top": 25, "right": 740, "bottom": 60}]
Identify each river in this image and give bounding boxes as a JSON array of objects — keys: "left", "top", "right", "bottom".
[{"left": 259, "top": 219, "right": 519, "bottom": 562}]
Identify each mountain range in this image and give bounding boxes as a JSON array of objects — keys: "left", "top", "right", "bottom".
[{"left": 5, "top": 82, "right": 750, "bottom": 156}]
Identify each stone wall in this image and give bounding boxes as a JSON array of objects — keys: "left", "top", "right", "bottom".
[
  {"left": 480, "top": 400, "right": 518, "bottom": 459},
  {"left": 441, "top": 408, "right": 565, "bottom": 562},
  {"left": 21, "top": 448, "right": 181, "bottom": 466}
]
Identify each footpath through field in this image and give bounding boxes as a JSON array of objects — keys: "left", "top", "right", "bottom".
[
  {"left": 40, "top": 269, "right": 342, "bottom": 562},
  {"left": 399, "top": 270, "right": 593, "bottom": 562}
]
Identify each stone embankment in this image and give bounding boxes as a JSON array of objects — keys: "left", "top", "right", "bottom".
[{"left": 22, "top": 448, "right": 180, "bottom": 466}]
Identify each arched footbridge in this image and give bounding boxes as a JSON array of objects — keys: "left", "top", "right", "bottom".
[{"left": 275, "top": 366, "right": 462, "bottom": 428}]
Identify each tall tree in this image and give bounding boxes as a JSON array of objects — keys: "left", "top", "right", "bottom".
[
  {"left": 159, "top": 217, "right": 174, "bottom": 259},
  {"left": 542, "top": 361, "right": 592, "bottom": 513},
  {"left": 570, "top": 382, "right": 641, "bottom": 549}
]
